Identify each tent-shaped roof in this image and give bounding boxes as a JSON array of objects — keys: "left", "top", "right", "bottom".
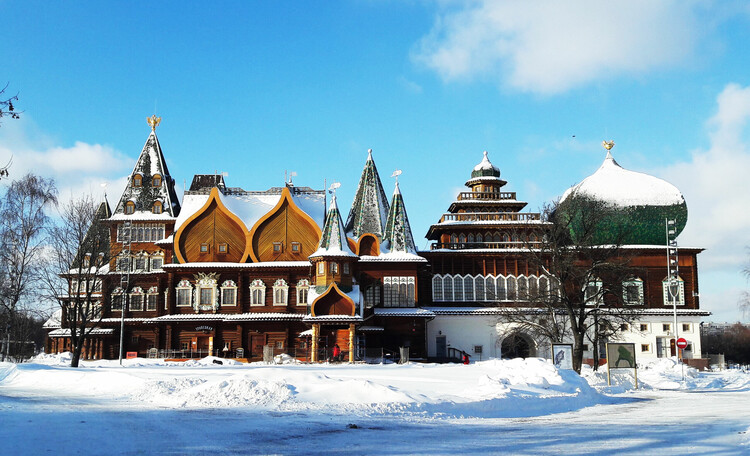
[
  {"left": 310, "top": 195, "right": 357, "bottom": 259},
  {"left": 344, "top": 149, "right": 390, "bottom": 239},
  {"left": 382, "top": 182, "right": 417, "bottom": 255}
]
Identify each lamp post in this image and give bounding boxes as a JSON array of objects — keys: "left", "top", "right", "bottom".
[
  {"left": 665, "top": 218, "right": 685, "bottom": 383},
  {"left": 118, "top": 221, "right": 132, "bottom": 365}
]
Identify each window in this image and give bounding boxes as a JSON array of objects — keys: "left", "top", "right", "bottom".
[
  {"left": 463, "top": 276, "right": 474, "bottom": 301},
  {"left": 273, "top": 242, "right": 283, "bottom": 253},
  {"left": 443, "top": 275, "right": 453, "bottom": 301},
  {"left": 152, "top": 201, "right": 162, "bottom": 214},
  {"left": 296, "top": 279, "right": 310, "bottom": 306},
  {"left": 250, "top": 279, "right": 266, "bottom": 306},
  {"left": 130, "top": 287, "right": 144, "bottom": 311},
  {"left": 506, "top": 276, "right": 517, "bottom": 301},
  {"left": 383, "top": 276, "right": 415, "bottom": 307},
  {"left": 432, "top": 275, "right": 443, "bottom": 301},
  {"left": 181, "top": 342, "right": 189, "bottom": 351},
  {"left": 147, "top": 287, "right": 159, "bottom": 311},
  {"left": 218, "top": 243, "right": 228, "bottom": 254},
  {"left": 682, "top": 323, "right": 691, "bottom": 332},
  {"left": 640, "top": 323, "right": 649, "bottom": 332},
  {"left": 517, "top": 276, "right": 528, "bottom": 301},
  {"left": 496, "top": 275, "right": 507, "bottom": 301},
  {"left": 453, "top": 276, "right": 463, "bottom": 301},
  {"left": 151, "top": 255, "right": 163, "bottom": 271},
  {"left": 365, "top": 282, "right": 382, "bottom": 308},
  {"left": 111, "top": 288, "right": 124, "bottom": 310},
  {"left": 199, "top": 288, "right": 213, "bottom": 307},
  {"left": 125, "top": 201, "right": 135, "bottom": 214},
  {"left": 221, "top": 280, "right": 237, "bottom": 306},
  {"left": 200, "top": 243, "right": 210, "bottom": 253},
  {"left": 585, "top": 278, "right": 603, "bottom": 306},
  {"left": 620, "top": 323, "right": 629, "bottom": 331},
  {"left": 662, "top": 323, "right": 672, "bottom": 333},
  {"left": 641, "top": 344, "right": 650, "bottom": 352},
  {"left": 343, "top": 263, "right": 350, "bottom": 275},
  {"left": 662, "top": 276, "right": 685, "bottom": 306},
  {"left": 330, "top": 262, "right": 339, "bottom": 275},
  {"left": 317, "top": 262, "right": 324, "bottom": 275},
  {"left": 291, "top": 242, "right": 301, "bottom": 253},
  {"left": 134, "top": 256, "right": 147, "bottom": 272},
  {"left": 133, "top": 174, "right": 142, "bottom": 187},
  {"left": 176, "top": 279, "right": 192, "bottom": 307},
  {"left": 117, "top": 224, "right": 165, "bottom": 243},
  {"left": 273, "top": 279, "right": 288, "bottom": 306},
  {"left": 623, "top": 278, "right": 644, "bottom": 305},
  {"left": 152, "top": 175, "right": 162, "bottom": 187}
]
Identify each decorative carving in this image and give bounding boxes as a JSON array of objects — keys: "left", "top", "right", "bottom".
[
  {"left": 147, "top": 115, "right": 161, "bottom": 131},
  {"left": 602, "top": 140, "right": 615, "bottom": 151},
  {"left": 193, "top": 273, "right": 219, "bottom": 312}
]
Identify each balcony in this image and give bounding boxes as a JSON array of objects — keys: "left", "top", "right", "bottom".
[
  {"left": 430, "top": 241, "right": 541, "bottom": 250},
  {"left": 439, "top": 212, "right": 541, "bottom": 223},
  {"left": 457, "top": 191, "right": 516, "bottom": 201}
]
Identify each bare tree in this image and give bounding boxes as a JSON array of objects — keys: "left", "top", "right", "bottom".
[
  {"left": 0, "top": 83, "right": 21, "bottom": 179},
  {"left": 517, "top": 196, "right": 639, "bottom": 373},
  {"left": 40, "top": 195, "right": 110, "bottom": 367},
  {"left": 0, "top": 174, "right": 57, "bottom": 361}
]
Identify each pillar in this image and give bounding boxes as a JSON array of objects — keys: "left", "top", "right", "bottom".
[
  {"left": 311, "top": 324, "right": 319, "bottom": 362},
  {"left": 348, "top": 324, "right": 355, "bottom": 363}
]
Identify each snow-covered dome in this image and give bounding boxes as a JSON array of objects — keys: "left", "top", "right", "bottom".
[
  {"left": 559, "top": 148, "right": 688, "bottom": 245},
  {"left": 471, "top": 151, "right": 501, "bottom": 179},
  {"left": 561, "top": 151, "right": 684, "bottom": 207}
]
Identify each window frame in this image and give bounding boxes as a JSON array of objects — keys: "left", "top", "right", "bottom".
[
  {"left": 221, "top": 280, "right": 237, "bottom": 306},
  {"left": 273, "top": 279, "right": 289, "bottom": 306},
  {"left": 176, "top": 279, "right": 193, "bottom": 307},
  {"left": 250, "top": 279, "right": 266, "bottom": 306}
]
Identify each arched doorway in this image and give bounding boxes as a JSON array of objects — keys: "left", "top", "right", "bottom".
[{"left": 501, "top": 333, "right": 535, "bottom": 359}]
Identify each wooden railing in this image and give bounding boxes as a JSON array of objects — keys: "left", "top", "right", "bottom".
[
  {"left": 431, "top": 241, "right": 541, "bottom": 250},
  {"left": 439, "top": 212, "right": 541, "bottom": 223},
  {"left": 457, "top": 191, "right": 516, "bottom": 201}
]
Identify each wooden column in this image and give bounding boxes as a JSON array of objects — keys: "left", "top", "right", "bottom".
[
  {"left": 311, "top": 324, "right": 319, "bottom": 362},
  {"left": 348, "top": 324, "right": 355, "bottom": 363}
]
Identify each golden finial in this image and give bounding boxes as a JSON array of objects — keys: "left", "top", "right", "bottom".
[
  {"left": 147, "top": 115, "right": 162, "bottom": 131},
  {"left": 602, "top": 140, "right": 615, "bottom": 151}
]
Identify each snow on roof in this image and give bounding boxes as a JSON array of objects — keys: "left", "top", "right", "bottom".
[
  {"left": 373, "top": 308, "right": 435, "bottom": 317},
  {"left": 309, "top": 195, "right": 357, "bottom": 259},
  {"left": 560, "top": 151, "right": 685, "bottom": 207},
  {"left": 43, "top": 309, "right": 62, "bottom": 328},
  {"left": 302, "top": 315, "right": 363, "bottom": 322},
  {"left": 48, "top": 328, "right": 115, "bottom": 337},
  {"left": 358, "top": 252, "right": 427, "bottom": 262},
  {"left": 472, "top": 151, "right": 500, "bottom": 174},
  {"left": 162, "top": 261, "right": 311, "bottom": 269},
  {"left": 173, "top": 187, "right": 325, "bottom": 237},
  {"left": 107, "top": 213, "right": 177, "bottom": 222}
]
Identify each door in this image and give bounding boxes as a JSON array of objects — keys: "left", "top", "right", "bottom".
[
  {"left": 250, "top": 335, "right": 266, "bottom": 360},
  {"left": 436, "top": 335, "right": 447, "bottom": 358}
]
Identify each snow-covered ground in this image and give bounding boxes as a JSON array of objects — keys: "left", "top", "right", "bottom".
[{"left": 1, "top": 355, "right": 749, "bottom": 455}]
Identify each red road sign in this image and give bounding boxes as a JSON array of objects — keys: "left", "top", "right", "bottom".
[{"left": 676, "top": 338, "right": 688, "bottom": 349}]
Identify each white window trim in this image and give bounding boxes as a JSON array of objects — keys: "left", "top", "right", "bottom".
[
  {"left": 146, "top": 286, "right": 159, "bottom": 311},
  {"left": 296, "top": 279, "right": 310, "bottom": 306},
  {"left": 250, "top": 279, "right": 266, "bottom": 306},
  {"left": 623, "top": 278, "right": 645, "bottom": 305},
  {"left": 176, "top": 280, "right": 193, "bottom": 307},
  {"left": 273, "top": 279, "right": 289, "bottom": 306},
  {"left": 221, "top": 280, "right": 238, "bottom": 306},
  {"left": 194, "top": 275, "right": 218, "bottom": 312},
  {"left": 130, "top": 287, "right": 144, "bottom": 311},
  {"left": 662, "top": 276, "right": 686, "bottom": 306}
]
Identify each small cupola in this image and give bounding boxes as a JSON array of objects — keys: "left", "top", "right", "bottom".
[
  {"left": 309, "top": 190, "right": 357, "bottom": 288},
  {"left": 466, "top": 151, "right": 507, "bottom": 191}
]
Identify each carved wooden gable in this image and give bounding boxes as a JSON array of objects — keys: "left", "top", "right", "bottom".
[
  {"left": 174, "top": 188, "right": 250, "bottom": 263},
  {"left": 311, "top": 283, "right": 356, "bottom": 316},
  {"left": 249, "top": 187, "right": 321, "bottom": 262}
]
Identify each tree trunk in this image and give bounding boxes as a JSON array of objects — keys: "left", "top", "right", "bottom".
[{"left": 572, "top": 331, "right": 585, "bottom": 374}]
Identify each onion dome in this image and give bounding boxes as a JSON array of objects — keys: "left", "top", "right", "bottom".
[
  {"left": 466, "top": 151, "right": 507, "bottom": 187},
  {"left": 560, "top": 143, "right": 688, "bottom": 245}
]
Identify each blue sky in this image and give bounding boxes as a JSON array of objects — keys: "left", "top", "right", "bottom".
[{"left": 2, "top": 1, "right": 749, "bottom": 322}]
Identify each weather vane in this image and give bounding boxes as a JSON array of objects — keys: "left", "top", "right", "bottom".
[
  {"left": 602, "top": 140, "right": 615, "bottom": 151},
  {"left": 328, "top": 182, "right": 341, "bottom": 196},
  {"left": 147, "top": 115, "right": 162, "bottom": 131},
  {"left": 391, "top": 169, "right": 402, "bottom": 184}
]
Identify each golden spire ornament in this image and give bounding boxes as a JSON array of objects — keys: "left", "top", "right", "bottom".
[
  {"left": 147, "top": 115, "right": 162, "bottom": 131},
  {"left": 602, "top": 140, "right": 615, "bottom": 150}
]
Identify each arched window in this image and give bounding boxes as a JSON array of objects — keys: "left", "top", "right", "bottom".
[
  {"left": 528, "top": 276, "right": 539, "bottom": 300},
  {"left": 662, "top": 276, "right": 684, "bottom": 306},
  {"left": 493, "top": 232, "right": 501, "bottom": 243},
  {"left": 296, "top": 279, "right": 310, "bottom": 306},
  {"left": 273, "top": 279, "right": 289, "bottom": 306},
  {"left": 502, "top": 232, "right": 510, "bottom": 242},
  {"left": 476, "top": 233, "right": 483, "bottom": 243},
  {"left": 585, "top": 278, "right": 603, "bottom": 306},
  {"left": 221, "top": 280, "right": 237, "bottom": 306},
  {"left": 125, "top": 201, "right": 135, "bottom": 215},
  {"left": 130, "top": 286, "right": 144, "bottom": 311},
  {"left": 459, "top": 233, "right": 466, "bottom": 244},
  {"left": 507, "top": 276, "right": 517, "bottom": 300},
  {"left": 450, "top": 233, "right": 458, "bottom": 244},
  {"left": 453, "top": 276, "right": 463, "bottom": 301},
  {"left": 147, "top": 286, "right": 159, "bottom": 311},
  {"left": 517, "top": 276, "right": 528, "bottom": 301},
  {"left": 132, "top": 174, "right": 142, "bottom": 187},
  {"left": 111, "top": 287, "right": 124, "bottom": 311},
  {"left": 152, "top": 174, "right": 162, "bottom": 187},
  {"left": 152, "top": 201, "right": 163, "bottom": 214},
  {"left": 176, "top": 280, "right": 192, "bottom": 307},
  {"left": 485, "top": 275, "right": 496, "bottom": 301},
  {"left": 365, "top": 281, "right": 382, "bottom": 308},
  {"left": 432, "top": 275, "right": 444, "bottom": 301},
  {"left": 443, "top": 275, "right": 454, "bottom": 301},
  {"left": 250, "top": 279, "right": 266, "bottom": 306},
  {"left": 463, "top": 275, "right": 474, "bottom": 301},
  {"left": 468, "top": 233, "right": 475, "bottom": 243},
  {"left": 539, "top": 276, "right": 549, "bottom": 300},
  {"left": 474, "top": 275, "right": 485, "bottom": 301},
  {"left": 623, "top": 277, "right": 644, "bottom": 305}
]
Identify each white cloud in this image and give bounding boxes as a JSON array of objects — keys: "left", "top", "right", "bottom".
[
  {"left": 0, "top": 118, "right": 132, "bottom": 207},
  {"left": 413, "top": 0, "right": 702, "bottom": 94},
  {"left": 658, "top": 83, "right": 750, "bottom": 321}
]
